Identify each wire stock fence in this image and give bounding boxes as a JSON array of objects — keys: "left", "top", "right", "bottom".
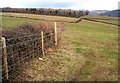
[{"left": 1, "top": 22, "right": 59, "bottom": 81}]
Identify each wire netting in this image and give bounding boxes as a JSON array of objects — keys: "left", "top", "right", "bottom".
[{"left": 1, "top": 22, "right": 63, "bottom": 81}]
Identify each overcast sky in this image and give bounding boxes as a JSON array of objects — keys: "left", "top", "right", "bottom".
[{"left": 0, "top": 0, "right": 119, "bottom": 10}]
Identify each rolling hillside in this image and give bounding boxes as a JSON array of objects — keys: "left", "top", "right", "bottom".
[
  {"left": 99, "top": 9, "right": 120, "bottom": 17},
  {"left": 1, "top": 12, "right": 118, "bottom": 81},
  {"left": 89, "top": 10, "right": 109, "bottom": 15}
]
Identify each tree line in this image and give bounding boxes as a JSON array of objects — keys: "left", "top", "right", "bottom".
[{"left": 2, "top": 7, "right": 89, "bottom": 18}]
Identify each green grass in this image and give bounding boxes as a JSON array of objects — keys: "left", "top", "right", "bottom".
[
  {"left": 2, "top": 12, "right": 78, "bottom": 22},
  {"left": 65, "top": 20, "right": 118, "bottom": 81},
  {"left": 82, "top": 15, "right": 118, "bottom": 25},
  {"left": 1, "top": 16, "right": 40, "bottom": 28},
  {"left": 83, "top": 15, "right": 119, "bottom": 20},
  {"left": 1, "top": 12, "right": 79, "bottom": 28},
  {"left": 1, "top": 13, "right": 118, "bottom": 81},
  {"left": 16, "top": 20, "right": 118, "bottom": 81}
]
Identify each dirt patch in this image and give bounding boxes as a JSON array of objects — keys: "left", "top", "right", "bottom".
[
  {"left": 92, "top": 58, "right": 118, "bottom": 81},
  {"left": 69, "top": 61, "right": 90, "bottom": 81}
]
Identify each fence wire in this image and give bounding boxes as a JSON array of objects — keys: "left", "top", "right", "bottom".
[{"left": 1, "top": 29, "right": 57, "bottom": 81}]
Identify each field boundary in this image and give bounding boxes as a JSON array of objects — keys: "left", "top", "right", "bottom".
[
  {"left": 83, "top": 18, "right": 118, "bottom": 21},
  {"left": 2, "top": 15, "right": 81, "bottom": 23},
  {"left": 82, "top": 18, "right": 119, "bottom": 26},
  {"left": 1, "top": 22, "right": 60, "bottom": 81}
]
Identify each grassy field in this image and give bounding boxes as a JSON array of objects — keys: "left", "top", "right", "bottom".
[
  {"left": 1, "top": 16, "right": 40, "bottom": 28},
  {"left": 1, "top": 13, "right": 118, "bottom": 81},
  {"left": 2, "top": 12, "right": 78, "bottom": 22},
  {"left": 65, "top": 21, "right": 118, "bottom": 80},
  {"left": 1, "top": 12, "right": 79, "bottom": 28},
  {"left": 83, "top": 15, "right": 119, "bottom": 20},
  {"left": 16, "top": 20, "right": 118, "bottom": 81},
  {"left": 82, "top": 15, "right": 118, "bottom": 25}
]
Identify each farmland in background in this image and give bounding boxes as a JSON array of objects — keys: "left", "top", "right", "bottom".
[
  {"left": 83, "top": 15, "right": 119, "bottom": 20},
  {"left": 1, "top": 16, "right": 40, "bottom": 28},
  {"left": 1, "top": 13, "right": 119, "bottom": 81},
  {"left": 82, "top": 15, "right": 119, "bottom": 25},
  {"left": 1, "top": 12, "right": 79, "bottom": 28},
  {"left": 2, "top": 13, "right": 79, "bottom": 23}
]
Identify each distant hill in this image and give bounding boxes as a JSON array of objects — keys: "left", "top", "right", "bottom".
[
  {"left": 89, "top": 10, "right": 109, "bottom": 15},
  {"left": 99, "top": 9, "right": 120, "bottom": 17}
]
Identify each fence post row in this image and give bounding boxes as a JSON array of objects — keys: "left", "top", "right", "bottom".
[
  {"left": 1, "top": 37, "right": 8, "bottom": 80},
  {"left": 1, "top": 22, "right": 58, "bottom": 79},
  {"left": 41, "top": 22, "right": 57, "bottom": 58},
  {"left": 54, "top": 22, "right": 57, "bottom": 46}
]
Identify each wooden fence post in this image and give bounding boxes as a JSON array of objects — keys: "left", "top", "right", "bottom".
[
  {"left": 54, "top": 22, "right": 57, "bottom": 46},
  {"left": 1, "top": 37, "right": 8, "bottom": 80},
  {"left": 41, "top": 31, "right": 44, "bottom": 57}
]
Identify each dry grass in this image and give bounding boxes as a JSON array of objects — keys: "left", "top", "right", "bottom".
[
  {"left": 1, "top": 13, "right": 118, "bottom": 81},
  {"left": 13, "top": 20, "right": 118, "bottom": 81},
  {"left": 15, "top": 28, "right": 86, "bottom": 81}
]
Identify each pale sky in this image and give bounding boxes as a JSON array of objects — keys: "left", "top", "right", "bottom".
[{"left": 0, "top": 0, "right": 119, "bottom": 10}]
